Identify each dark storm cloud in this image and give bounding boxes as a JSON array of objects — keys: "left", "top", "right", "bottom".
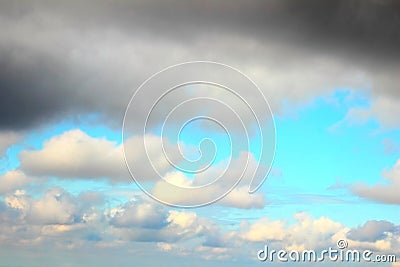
[
  {"left": 0, "top": 47, "right": 76, "bottom": 130},
  {"left": 0, "top": 0, "right": 399, "bottom": 130},
  {"left": 273, "top": 0, "right": 400, "bottom": 57}
]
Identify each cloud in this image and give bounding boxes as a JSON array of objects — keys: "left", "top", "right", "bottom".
[
  {"left": 20, "top": 129, "right": 126, "bottom": 180},
  {"left": 1, "top": 0, "right": 399, "bottom": 131},
  {"left": 366, "top": 95, "right": 400, "bottom": 129},
  {"left": 19, "top": 129, "right": 265, "bottom": 209},
  {"left": 0, "top": 185, "right": 399, "bottom": 264},
  {"left": 0, "top": 131, "right": 22, "bottom": 157},
  {"left": 340, "top": 94, "right": 400, "bottom": 129},
  {"left": 241, "top": 212, "right": 344, "bottom": 251},
  {"left": 5, "top": 188, "right": 78, "bottom": 225},
  {"left": 110, "top": 201, "right": 168, "bottom": 229},
  {"left": 351, "top": 159, "right": 400, "bottom": 204},
  {"left": 20, "top": 129, "right": 181, "bottom": 182},
  {"left": 240, "top": 212, "right": 400, "bottom": 257},
  {"left": 109, "top": 202, "right": 221, "bottom": 243},
  {"left": 152, "top": 152, "right": 267, "bottom": 208},
  {"left": 347, "top": 220, "right": 397, "bottom": 242},
  {"left": 0, "top": 170, "right": 31, "bottom": 195},
  {"left": 241, "top": 218, "right": 287, "bottom": 242},
  {"left": 4, "top": 187, "right": 105, "bottom": 228},
  {"left": 0, "top": 188, "right": 107, "bottom": 252}
]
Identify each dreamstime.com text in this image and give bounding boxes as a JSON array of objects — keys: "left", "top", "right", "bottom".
[{"left": 257, "top": 240, "right": 397, "bottom": 263}]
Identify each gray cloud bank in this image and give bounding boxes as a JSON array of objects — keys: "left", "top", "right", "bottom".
[{"left": 1, "top": 0, "right": 400, "bottom": 131}]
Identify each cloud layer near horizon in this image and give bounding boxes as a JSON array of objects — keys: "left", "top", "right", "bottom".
[{"left": 0, "top": 183, "right": 398, "bottom": 264}]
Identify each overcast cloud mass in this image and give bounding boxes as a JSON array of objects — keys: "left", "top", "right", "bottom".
[{"left": 1, "top": 0, "right": 400, "bottom": 131}]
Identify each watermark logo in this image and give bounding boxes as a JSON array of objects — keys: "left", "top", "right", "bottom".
[
  {"left": 122, "top": 61, "right": 276, "bottom": 207},
  {"left": 257, "top": 239, "right": 397, "bottom": 263}
]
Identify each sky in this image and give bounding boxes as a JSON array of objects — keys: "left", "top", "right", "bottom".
[{"left": 0, "top": 0, "right": 400, "bottom": 266}]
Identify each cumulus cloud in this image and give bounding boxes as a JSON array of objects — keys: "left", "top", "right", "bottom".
[
  {"left": 19, "top": 129, "right": 266, "bottom": 209},
  {"left": 20, "top": 129, "right": 126, "bottom": 180},
  {"left": 110, "top": 201, "right": 168, "bottom": 229},
  {"left": 20, "top": 129, "right": 182, "bottom": 182},
  {"left": 108, "top": 202, "right": 222, "bottom": 243},
  {"left": 347, "top": 220, "right": 397, "bottom": 242},
  {"left": 3, "top": 187, "right": 105, "bottom": 227},
  {"left": 0, "top": 170, "right": 31, "bottom": 195},
  {"left": 241, "top": 212, "right": 344, "bottom": 250},
  {"left": 240, "top": 212, "right": 400, "bottom": 256},
  {"left": 5, "top": 188, "right": 78, "bottom": 225},
  {"left": 152, "top": 152, "right": 267, "bottom": 208},
  {"left": 351, "top": 159, "right": 400, "bottom": 204},
  {"left": 0, "top": 188, "right": 107, "bottom": 251},
  {"left": 241, "top": 217, "right": 287, "bottom": 242},
  {"left": 1, "top": 185, "right": 226, "bottom": 250}
]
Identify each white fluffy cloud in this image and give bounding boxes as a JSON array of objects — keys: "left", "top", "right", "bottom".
[
  {"left": 0, "top": 170, "right": 31, "bottom": 195},
  {"left": 241, "top": 217, "right": 287, "bottom": 242},
  {"left": 5, "top": 188, "right": 78, "bottom": 225},
  {"left": 108, "top": 203, "right": 221, "bottom": 243},
  {"left": 19, "top": 130, "right": 267, "bottom": 209},
  {"left": 152, "top": 152, "right": 267, "bottom": 208},
  {"left": 240, "top": 213, "right": 400, "bottom": 256},
  {"left": 19, "top": 129, "right": 182, "bottom": 182},
  {"left": 241, "top": 212, "right": 344, "bottom": 251},
  {"left": 20, "top": 129, "right": 126, "bottom": 180},
  {"left": 110, "top": 201, "right": 167, "bottom": 229}
]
